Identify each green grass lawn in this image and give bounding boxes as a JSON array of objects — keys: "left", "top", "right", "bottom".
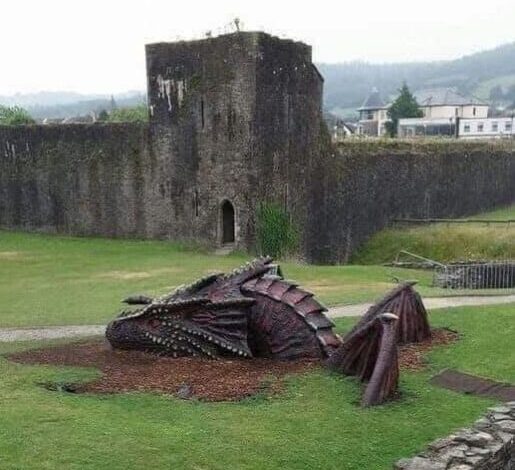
[
  {"left": 0, "top": 303, "right": 513, "bottom": 470},
  {"left": 0, "top": 231, "right": 465, "bottom": 328},
  {"left": 0, "top": 230, "right": 513, "bottom": 469},
  {"left": 352, "top": 204, "right": 515, "bottom": 264}
]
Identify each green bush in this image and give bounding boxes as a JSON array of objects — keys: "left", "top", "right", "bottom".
[
  {"left": 100, "top": 104, "right": 148, "bottom": 123},
  {"left": 0, "top": 105, "right": 35, "bottom": 125},
  {"left": 255, "top": 202, "right": 298, "bottom": 258}
]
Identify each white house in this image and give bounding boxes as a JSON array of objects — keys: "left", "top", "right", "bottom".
[
  {"left": 458, "top": 117, "right": 515, "bottom": 139},
  {"left": 414, "top": 88, "right": 488, "bottom": 120},
  {"left": 358, "top": 87, "right": 490, "bottom": 138},
  {"left": 398, "top": 88, "right": 490, "bottom": 137},
  {"left": 356, "top": 88, "right": 389, "bottom": 137},
  {"left": 332, "top": 121, "right": 356, "bottom": 142},
  {"left": 398, "top": 117, "right": 457, "bottom": 138}
]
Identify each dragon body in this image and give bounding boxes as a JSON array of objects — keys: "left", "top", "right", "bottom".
[
  {"left": 106, "top": 257, "right": 341, "bottom": 360},
  {"left": 106, "top": 258, "right": 432, "bottom": 406}
]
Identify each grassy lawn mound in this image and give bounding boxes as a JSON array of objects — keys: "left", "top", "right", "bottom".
[
  {"left": 6, "top": 328, "right": 457, "bottom": 401},
  {"left": 352, "top": 204, "right": 515, "bottom": 265}
]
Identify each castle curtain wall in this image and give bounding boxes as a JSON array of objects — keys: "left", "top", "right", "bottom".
[
  {"left": 1, "top": 125, "right": 514, "bottom": 263},
  {"left": 306, "top": 141, "right": 515, "bottom": 263},
  {"left": 0, "top": 123, "right": 154, "bottom": 238},
  {"left": 1, "top": 33, "right": 515, "bottom": 263}
]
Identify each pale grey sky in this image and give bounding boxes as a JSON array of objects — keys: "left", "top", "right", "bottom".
[{"left": 1, "top": 0, "right": 515, "bottom": 95}]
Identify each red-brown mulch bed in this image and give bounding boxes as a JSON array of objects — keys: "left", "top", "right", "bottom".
[
  {"left": 7, "top": 341, "right": 319, "bottom": 401},
  {"left": 399, "top": 328, "right": 459, "bottom": 371},
  {"left": 6, "top": 328, "right": 458, "bottom": 401}
]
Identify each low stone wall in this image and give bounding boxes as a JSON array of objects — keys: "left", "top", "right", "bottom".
[{"left": 395, "top": 402, "right": 515, "bottom": 469}]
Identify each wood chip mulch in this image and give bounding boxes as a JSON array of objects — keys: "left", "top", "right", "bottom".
[
  {"left": 7, "top": 342, "right": 319, "bottom": 401},
  {"left": 399, "top": 328, "right": 459, "bottom": 371},
  {"left": 6, "top": 328, "right": 458, "bottom": 401}
]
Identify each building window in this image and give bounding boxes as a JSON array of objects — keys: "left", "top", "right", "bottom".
[
  {"left": 473, "top": 107, "right": 477, "bottom": 116},
  {"left": 477, "top": 123, "right": 484, "bottom": 132},
  {"left": 492, "top": 122, "right": 498, "bottom": 132},
  {"left": 464, "top": 124, "right": 471, "bottom": 133},
  {"left": 505, "top": 122, "right": 512, "bottom": 132},
  {"left": 455, "top": 108, "right": 459, "bottom": 117},
  {"left": 366, "top": 110, "right": 374, "bottom": 120}
]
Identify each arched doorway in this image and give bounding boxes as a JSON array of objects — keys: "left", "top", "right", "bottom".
[{"left": 221, "top": 200, "right": 235, "bottom": 244}]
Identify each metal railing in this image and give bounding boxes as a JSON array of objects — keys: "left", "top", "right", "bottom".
[{"left": 433, "top": 260, "right": 515, "bottom": 289}]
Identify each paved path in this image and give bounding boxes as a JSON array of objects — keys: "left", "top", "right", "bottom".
[
  {"left": 0, "top": 325, "right": 106, "bottom": 343},
  {"left": 1, "top": 294, "right": 514, "bottom": 343},
  {"left": 330, "top": 294, "right": 515, "bottom": 318}
]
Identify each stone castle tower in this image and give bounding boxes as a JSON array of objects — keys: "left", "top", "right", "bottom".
[{"left": 145, "top": 31, "right": 326, "bottom": 250}]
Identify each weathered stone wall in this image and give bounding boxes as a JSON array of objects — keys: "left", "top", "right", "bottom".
[
  {"left": 395, "top": 402, "right": 515, "bottom": 469},
  {"left": 1, "top": 33, "right": 515, "bottom": 263},
  {"left": 0, "top": 123, "right": 154, "bottom": 238},
  {"left": 306, "top": 141, "right": 515, "bottom": 264}
]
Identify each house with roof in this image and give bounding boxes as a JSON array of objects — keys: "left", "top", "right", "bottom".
[
  {"left": 356, "top": 88, "right": 390, "bottom": 137},
  {"left": 415, "top": 88, "right": 488, "bottom": 119},
  {"left": 357, "top": 86, "right": 490, "bottom": 138},
  {"left": 397, "top": 88, "right": 489, "bottom": 137}
]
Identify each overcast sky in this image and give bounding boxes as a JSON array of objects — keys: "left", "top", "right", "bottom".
[{"left": 1, "top": 0, "right": 515, "bottom": 95}]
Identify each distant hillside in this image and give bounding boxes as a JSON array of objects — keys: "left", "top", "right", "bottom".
[
  {"left": 3, "top": 41, "right": 515, "bottom": 121},
  {"left": 0, "top": 91, "right": 146, "bottom": 120},
  {"left": 318, "top": 42, "right": 515, "bottom": 119}
]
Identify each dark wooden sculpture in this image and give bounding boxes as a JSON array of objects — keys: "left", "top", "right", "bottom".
[
  {"left": 326, "top": 282, "right": 430, "bottom": 406},
  {"left": 106, "top": 257, "right": 341, "bottom": 361},
  {"left": 345, "top": 281, "right": 431, "bottom": 345},
  {"left": 361, "top": 314, "right": 400, "bottom": 407},
  {"left": 325, "top": 313, "right": 400, "bottom": 407},
  {"left": 106, "top": 261, "right": 431, "bottom": 407}
]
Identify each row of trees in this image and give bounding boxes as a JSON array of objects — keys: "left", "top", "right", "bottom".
[
  {"left": 0, "top": 104, "right": 148, "bottom": 125},
  {"left": 97, "top": 104, "right": 148, "bottom": 123},
  {"left": 0, "top": 105, "right": 35, "bottom": 125}
]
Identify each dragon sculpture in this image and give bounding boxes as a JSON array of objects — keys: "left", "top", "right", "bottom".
[
  {"left": 106, "top": 258, "right": 431, "bottom": 406},
  {"left": 106, "top": 257, "right": 341, "bottom": 361}
]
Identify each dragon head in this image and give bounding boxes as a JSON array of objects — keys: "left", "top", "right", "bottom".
[{"left": 105, "top": 257, "right": 276, "bottom": 358}]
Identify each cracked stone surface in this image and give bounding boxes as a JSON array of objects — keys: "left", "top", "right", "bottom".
[{"left": 394, "top": 401, "right": 515, "bottom": 469}]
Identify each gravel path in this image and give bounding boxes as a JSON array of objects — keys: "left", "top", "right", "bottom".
[
  {"left": 1, "top": 294, "right": 514, "bottom": 343},
  {"left": 330, "top": 294, "right": 515, "bottom": 318},
  {"left": 0, "top": 325, "right": 106, "bottom": 343}
]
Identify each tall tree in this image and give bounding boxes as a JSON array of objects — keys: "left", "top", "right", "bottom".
[{"left": 385, "top": 83, "right": 423, "bottom": 137}]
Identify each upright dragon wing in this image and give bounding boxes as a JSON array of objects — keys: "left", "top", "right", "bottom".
[
  {"left": 326, "top": 313, "right": 400, "bottom": 407},
  {"left": 344, "top": 282, "right": 431, "bottom": 344}
]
